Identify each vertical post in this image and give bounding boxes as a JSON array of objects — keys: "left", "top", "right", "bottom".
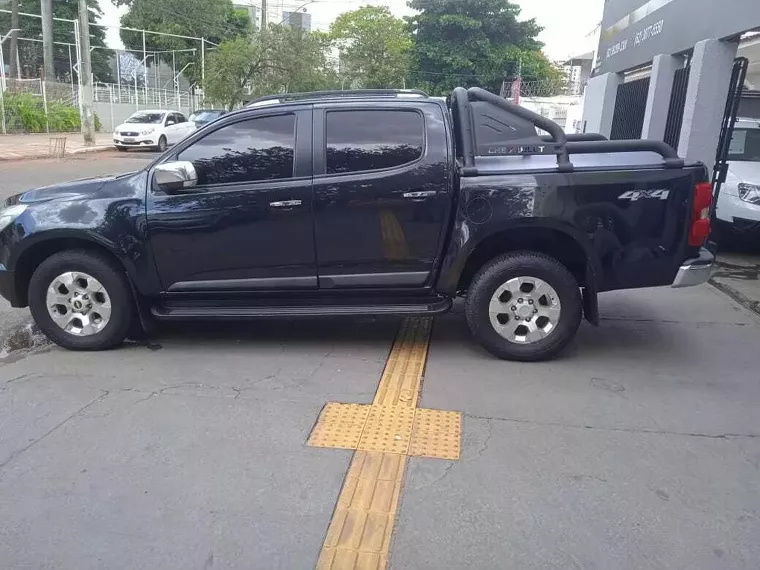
[
  {"left": 41, "top": 0, "right": 55, "bottom": 81},
  {"left": 68, "top": 43, "right": 75, "bottom": 100},
  {"left": 9, "top": 0, "right": 19, "bottom": 78},
  {"left": 134, "top": 73, "right": 138, "bottom": 110},
  {"left": 142, "top": 31, "right": 148, "bottom": 104},
  {"left": 0, "top": 33, "right": 6, "bottom": 93},
  {"left": 108, "top": 84, "right": 114, "bottom": 133},
  {"left": 73, "top": 19, "right": 82, "bottom": 117},
  {"left": 115, "top": 50, "right": 120, "bottom": 102},
  {"left": 0, "top": 87, "right": 5, "bottom": 135},
  {"left": 77, "top": 0, "right": 95, "bottom": 143},
  {"left": 42, "top": 79, "right": 49, "bottom": 133},
  {"left": 261, "top": 0, "right": 268, "bottom": 30},
  {"left": 201, "top": 38, "right": 206, "bottom": 95}
]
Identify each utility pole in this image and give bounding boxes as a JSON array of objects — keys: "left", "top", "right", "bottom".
[
  {"left": 40, "top": 0, "right": 55, "bottom": 80},
  {"left": 77, "top": 0, "right": 95, "bottom": 143},
  {"left": 261, "top": 0, "right": 267, "bottom": 30},
  {"left": 9, "top": 0, "right": 19, "bottom": 78}
]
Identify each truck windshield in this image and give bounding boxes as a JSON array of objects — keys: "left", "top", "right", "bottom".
[
  {"left": 126, "top": 113, "right": 165, "bottom": 124},
  {"left": 727, "top": 128, "right": 760, "bottom": 162}
]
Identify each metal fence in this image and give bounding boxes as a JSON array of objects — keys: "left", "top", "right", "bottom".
[
  {"left": 1, "top": 9, "right": 205, "bottom": 134},
  {"left": 664, "top": 66, "right": 691, "bottom": 151},
  {"left": 610, "top": 77, "right": 651, "bottom": 140}
]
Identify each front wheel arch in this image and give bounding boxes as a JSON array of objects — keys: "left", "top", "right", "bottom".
[{"left": 14, "top": 237, "right": 130, "bottom": 308}]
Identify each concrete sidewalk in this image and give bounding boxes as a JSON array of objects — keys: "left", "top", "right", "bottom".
[
  {"left": 711, "top": 251, "right": 760, "bottom": 316},
  {"left": 0, "top": 133, "right": 113, "bottom": 161}
]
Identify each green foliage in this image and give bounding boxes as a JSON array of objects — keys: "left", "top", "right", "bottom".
[
  {"left": 407, "top": 0, "right": 558, "bottom": 94},
  {"left": 0, "top": 0, "right": 113, "bottom": 82},
  {"left": 328, "top": 6, "right": 412, "bottom": 89},
  {"left": 120, "top": 0, "right": 251, "bottom": 86},
  {"left": 1, "top": 93, "right": 93, "bottom": 133},
  {"left": 204, "top": 27, "right": 340, "bottom": 109}
]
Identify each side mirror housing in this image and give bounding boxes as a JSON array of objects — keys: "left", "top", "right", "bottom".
[
  {"left": 154, "top": 161, "right": 198, "bottom": 193},
  {"left": 166, "top": 120, "right": 176, "bottom": 126}
]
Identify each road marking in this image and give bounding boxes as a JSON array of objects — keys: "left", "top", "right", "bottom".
[{"left": 311, "top": 318, "right": 462, "bottom": 569}]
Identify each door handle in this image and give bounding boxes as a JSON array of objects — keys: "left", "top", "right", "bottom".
[
  {"left": 269, "top": 200, "right": 302, "bottom": 208},
  {"left": 402, "top": 191, "right": 437, "bottom": 199}
]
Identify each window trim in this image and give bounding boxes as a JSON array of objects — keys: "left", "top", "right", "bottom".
[
  {"left": 173, "top": 111, "right": 300, "bottom": 189},
  {"left": 320, "top": 107, "right": 427, "bottom": 178}
]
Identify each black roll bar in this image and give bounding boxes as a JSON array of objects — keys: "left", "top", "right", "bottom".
[
  {"left": 541, "top": 133, "right": 608, "bottom": 142},
  {"left": 467, "top": 87, "right": 574, "bottom": 172},
  {"left": 566, "top": 140, "right": 684, "bottom": 168},
  {"left": 451, "top": 87, "right": 478, "bottom": 176}
]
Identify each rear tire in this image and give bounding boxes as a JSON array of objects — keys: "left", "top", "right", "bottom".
[
  {"left": 28, "top": 250, "right": 134, "bottom": 351},
  {"left": 465, "top": 252, "right": 582, "bottom": 361}
]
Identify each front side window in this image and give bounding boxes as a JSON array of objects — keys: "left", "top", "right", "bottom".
[
  {"left": 728, "top": 128, "right": 760, "bottom": 162},
  {"left": 176, "top": 113, "right": 187, "bottom": 124},
  {"left": 325, "top": 110, "right": 424, "bottom": 174},
  {"left": 178, "top": 114, "right": 296, "bottom": 185},
  {"left": 127, "top": 112, "right": 164, "bottom": 124}
]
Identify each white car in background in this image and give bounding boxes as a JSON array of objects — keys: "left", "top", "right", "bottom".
[
  {"left": 113, "top": 110, "right": 196, "bottom": 152},
  {"left": 715, "top": 118, "right": 760, "bottom": 241}
]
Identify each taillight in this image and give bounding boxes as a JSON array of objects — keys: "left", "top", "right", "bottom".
[{"left": 688, "top": 181, "right": 712, "bottom": 247}]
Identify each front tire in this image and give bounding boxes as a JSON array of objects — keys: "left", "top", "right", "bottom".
[
  {"left": 465, "top": 252, "right": 582, "bottom": 361},
  {"left": 156, "top": 135, "right": 167, "bottom": 152},
  {"left": 28, "top": 250, "right": 134, "bottom": 351}
]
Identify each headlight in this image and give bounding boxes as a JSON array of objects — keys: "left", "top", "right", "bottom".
[
  {"left": 738, "top": 183, "right": 760, "bottom": 205},
  {"left": 141, "top": 128, "right": 155, "bottom": 135},
  {"left": 0, "top": 205, "right": 28, "bottom": 233}
]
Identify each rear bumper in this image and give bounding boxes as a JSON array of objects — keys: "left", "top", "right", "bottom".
[{"left": 671, "top": 248, "right": 715, "bottom": 288}]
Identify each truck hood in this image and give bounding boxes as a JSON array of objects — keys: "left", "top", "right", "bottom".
[
  {"left": 728, "top": 161, "right": 760, "bottom": 184},
  {"left": 4, "top": 174, "right": 132, "bottom": 206}
]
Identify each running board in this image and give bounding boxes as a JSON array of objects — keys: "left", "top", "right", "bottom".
[{"left": 151, "top": 299, "right": 452, "bottom": 321}]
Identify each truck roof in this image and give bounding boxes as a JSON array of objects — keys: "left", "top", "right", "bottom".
[{"left": 244, "top": 89, "right": 430, "bottom": 108}]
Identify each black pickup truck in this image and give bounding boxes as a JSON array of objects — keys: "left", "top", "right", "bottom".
[{"left": 0, "top": 87, "right": 715, "bottom": 361}]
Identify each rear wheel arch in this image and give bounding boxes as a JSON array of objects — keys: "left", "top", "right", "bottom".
[{"left": 456, "top": 224, "right": 600, "bottom": 293}]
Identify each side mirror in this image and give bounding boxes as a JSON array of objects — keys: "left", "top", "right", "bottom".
[
  {"left": 154, "top": 161, "right": 198, "bottom": 193},
  {"left": 166, "top": 120, "right": 176, "bottom": 126}
]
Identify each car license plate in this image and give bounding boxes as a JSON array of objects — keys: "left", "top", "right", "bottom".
[{"left": 123, "top": 137, "right": 135, "bottom": 142}]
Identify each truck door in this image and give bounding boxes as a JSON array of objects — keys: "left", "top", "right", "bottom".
[
  {"left": 312, "top": 103, "right": 450, "bottom": 289},
  {"left": 146, "top": 108, "right": 317, "bottom": 292}
]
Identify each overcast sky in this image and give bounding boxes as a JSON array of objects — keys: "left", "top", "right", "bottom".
[{"left": 98, "top": 0, "right": 603, "bottom": 61}]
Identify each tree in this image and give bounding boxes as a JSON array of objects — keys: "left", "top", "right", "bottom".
[
  {"left": 204, "top": 26, "right": 339, "bottom": 109},
  {"left": 119, "top": 0, "right": 251, "bottom": 86},
  {"left": 407, "top": 0, "right": 559, "bottom": 94},
  {"left": 0, "top": 0, "right": 112, "bottom": 82},
  {"left": 203, "top": 37, "right": 261, "bottom": 110},
  {"left": 328, "top": 6, "right": 412, "bottom": 90}
]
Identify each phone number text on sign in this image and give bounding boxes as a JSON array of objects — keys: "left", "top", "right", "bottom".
[
  {"left": 606, "top": 39, "right": 628, "bottom": 59},
  {"left": 634, "top": 19, "right": 664, "bottom": 46}
]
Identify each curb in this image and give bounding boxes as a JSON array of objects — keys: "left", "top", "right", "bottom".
[
  {"left": 68, "top": 145, "right": 113, "bottom": 155},
  {"left": 0, "top": 144, "right": 114, "bottom": 162},
  {"left": 709, "top": 278, "right": 760, "bottom": 317}
]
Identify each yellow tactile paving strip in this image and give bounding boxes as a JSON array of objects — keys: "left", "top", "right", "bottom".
[
  {"left": 308, "top": 403, "right": 461, "bottom": 459},
  {"left": 312, "top": 318, "right": 462, "bottom": 570}
]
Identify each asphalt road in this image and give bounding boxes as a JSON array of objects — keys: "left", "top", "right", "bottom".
[{"left": 1, "top": 156, "right": 759, "bottom": 569}]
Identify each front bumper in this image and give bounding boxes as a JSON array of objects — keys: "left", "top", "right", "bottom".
[
  {"left": 0, "top": 267, "right": 22, "bottom": 307},
  {"left": 671, "top": 247, "right": 715, "bottom": 288},
  {"left": 114, "top": 135, "right": 156, "bottom": 147}
]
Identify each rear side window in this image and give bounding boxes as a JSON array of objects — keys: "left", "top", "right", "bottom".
[
  {"left": 178, "top": 114, "right": 295, "bottom": 185},
  {"left": 325, "top": 110, "right": 424, "bottom": 174}
]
